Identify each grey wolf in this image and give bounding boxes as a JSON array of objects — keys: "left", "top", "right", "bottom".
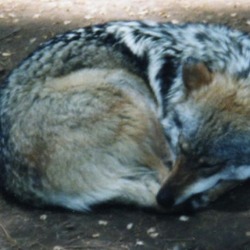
[{"left": 1, "top": 21, "right": 250, "bottom": 211}]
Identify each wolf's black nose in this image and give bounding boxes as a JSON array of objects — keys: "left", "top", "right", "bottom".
[{"left": 156, "top": 187, "right": 175, "bottom": 208}]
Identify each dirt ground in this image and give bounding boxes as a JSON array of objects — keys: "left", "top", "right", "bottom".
[{"left": 0, "top": 0, "right": 250, "bottom": 249}]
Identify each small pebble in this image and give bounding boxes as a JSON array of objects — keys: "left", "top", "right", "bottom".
[
  {"left": 92, "top": 233, "right": 100, "bottom": 238},
  {"left": 53, "top": 246, "right": 65, "bottom": 250},
  {"left": 138, "top": 9, "right": 149, "bottom": 16},
  {"left": 8, "top": 13, "right": 16, "bottom": 18},
  {"left": 40, "top": 214, "right": 47, "bottom": 220},
  {"left": 63, "top": 20, "right": 71, "bottom": 25},
  {"left": 171, "top": 19, "right": 179, "bottom": 24},
  {"left": 135, "top": 239, "right": 144, "bottom": 246},
  {"left": 85, "top": 15, "right": 93, "bottom": 20},
  {"left": 98, "top": 220, "right": 108, "bottom": 226},
  {"left": 149, "top": 232, "right": 159, "bottom": 238},
  {"left": 33, "top": 14, "right": 40, "bottom": 19},
  {"left": 2, "top": 52, "right": 12, "bottom": 57},
  {"left": 246, "top": 20, "right": 250, "bottom": 26},
  {"left": 126, "top": 223, "right": 133, "bottom": 230},
  {"left": 30, "top": 38, "right": 37, "bottom": 44},
  {"left": 246, "top": 231, "right": 250, "bottom": 237},
  {"left": 147, "top": 227, "right": 156, "bottom": 234},
  {"left": 179, "top": 215, "right": 189, "bottom": 222},
  {"left": 147, "top": 227, "right": 159, "bottom": 238}
]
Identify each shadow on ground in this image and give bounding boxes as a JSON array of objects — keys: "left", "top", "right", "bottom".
[
  {"left": 1, "top": 182, "right": 250, "bottom": 250},
  {"left": 0, "top": 1, "right": 250, "bottom": 249}
]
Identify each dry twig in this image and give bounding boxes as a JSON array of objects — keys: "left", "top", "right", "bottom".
[
  {"left": 0, "top": 223, "right": 19, "bottom": 248},
  {"left": 0, "top": 28, "right": 20, "bottom": 41}
]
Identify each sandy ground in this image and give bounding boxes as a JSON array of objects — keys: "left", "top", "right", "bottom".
[{"left": 0, "top": 0, "right": 250, "bottom": 249}]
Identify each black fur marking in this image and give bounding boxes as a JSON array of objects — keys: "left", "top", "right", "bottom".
[
  {"left": 195, "top": 32, "right": 211, "bottom": 42},
  {"left": 237, "top": 63, "right": 250, "bottom": 79},
  {"left": 195, "top": 32, "right": 205, "bottom": 42},
  {"left": 173, "top": 111, "right": 183, "bottom": 129},
  {"left": 113, "top": 44, "right": 149, "bottom": 80},
  {"left": 99, "top": 32, "right": 149, "bottom": 77},
  {"left": 99, "top": 32, "right": 118, "bottom": 45},
  {"left": 157, "top": 55, "right": 179, "bottom": 115},
  {"left": 132, "top": 30, "right": 144, "bottom": 43}
]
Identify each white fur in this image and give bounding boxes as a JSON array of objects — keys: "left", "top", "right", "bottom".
[
  {"left": 46, "top": 178, "right": 161, "bottom": 211},
  {"left": 175, "top": 164, "right": 250, "bottom": 206},
  {"left": 175, "top": 174, "right": 221, "bottom": 206}
]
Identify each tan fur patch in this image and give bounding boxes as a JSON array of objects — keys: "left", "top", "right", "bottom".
[{"left": 193, "top": 74, "right": 250, "bottom": 119}]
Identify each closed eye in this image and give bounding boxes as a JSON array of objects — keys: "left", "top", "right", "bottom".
[
  {"left": 199, "top": 160, "right": 227, "bottom": 176},
  {"left": 198, "top": 155, "right": 229, "bottom": 167},
  {"left": 199, "top": 162, "right": 211, "bottom": 168}
]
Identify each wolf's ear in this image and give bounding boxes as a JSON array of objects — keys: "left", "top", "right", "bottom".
[{"left": 182, "top": 58, "right": 213, "bottom": 92}]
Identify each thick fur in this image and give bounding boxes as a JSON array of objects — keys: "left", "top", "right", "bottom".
[
  {"left": 0, "top": 68, "right": 171, "bottom": 211},
  {"left": 1, "top": 20, "right": 250, "bottom": 211},
  {"left": 158, "top": 63, "right": 250, "bottom": 210}
]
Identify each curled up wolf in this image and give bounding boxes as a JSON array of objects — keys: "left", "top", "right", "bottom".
[{"left": 1, "top": 20, "right": 250, "bottom": 212}]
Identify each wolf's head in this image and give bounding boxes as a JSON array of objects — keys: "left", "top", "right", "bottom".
[{"left": 158, "top": 60, "right": 250, "bottom": 211}]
